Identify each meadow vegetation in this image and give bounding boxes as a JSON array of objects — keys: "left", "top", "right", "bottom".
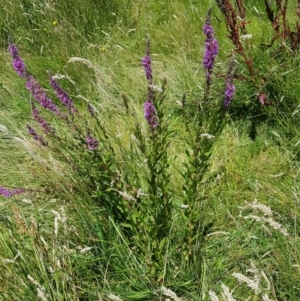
[{"left": 0, "top": 0, "right": 300, "bottom": 300}]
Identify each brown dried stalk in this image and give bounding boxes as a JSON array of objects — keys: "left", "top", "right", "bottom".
[
  {"left": 215, "top": 0, "right": 256, "bottom": 83},
  {"left": 264, "top": 0, "right": 300, "bottom": 50}
]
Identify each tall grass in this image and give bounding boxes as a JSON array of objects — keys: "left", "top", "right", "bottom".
[{"left": 0, "top": 0, "right": 300, "bottom": 300}]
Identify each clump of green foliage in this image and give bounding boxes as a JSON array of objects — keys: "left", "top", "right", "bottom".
[{"left": 0, "top": 0, "right": 299, "bottom": 300}]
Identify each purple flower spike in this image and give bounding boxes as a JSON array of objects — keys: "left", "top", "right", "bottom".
[
  {"left": 224, "top": 82, "right": 236, "bottom": 107},
  {"left": 144, "top": 100, "right": 158, "bottom": 131},
  {"left": 48, "top": 73, "right": 77, "bottom": 113},
  {"left": 26, "top": 75, "right": 60, "bottom": 115},
  {"left": 142, "top": 40, "right": 153, "bottom": 82},
  {"left": 32, "top": 108, "right": 52, "bottom": 133},
  {"left": 224, "top": 59, "right": 236, "bottom": 107},
  {"left": 86, "top": 133, "right": 98, "bottom": 150},
  {"left": 203, "top": 8, "right": 219, "bottom": 85},
  {"left": 0, "top": 186, "right": 25, "bottom": 198},
  {"left": 27, "top": 124, "right": 47, "bottom": 146},
  {"left": 142, "top": 41, "right": 158, "bottom": 131},
  {"left": 8, "top": 41, "right": 27, "bottom": 77}
]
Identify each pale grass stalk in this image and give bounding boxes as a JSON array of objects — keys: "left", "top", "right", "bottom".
[
  {"left": 116, "top": 190, "right": 136, "bottom": 201},
  {"left": 232, "top": 272, "right": 261, "bottom": 294},
  {"left": 27, "top": 275, "right": 48, "bottom": 301},
  {"left": 1, "top": 250, "right": 21, "bottom": 264},
  {"left": 238, "top": 198, "right": 272, "bottom": 216},
  {"left": 243, "top": 215, "right": 289, "bottom": 236},
  {"left": 51, "top": 73, "right": 76, "bottom": 86},
  {"left": 107, "top": 293, "right": 124, "bottom": 301},
  {"left": 161, "top": 286, "right": 183, "bottom": 301},
  {"left": 40, "top": 236, "right": 48, "bottom": 250},
  {"left": 209, "top": 290, "right": 220, "bottom": 301},
  {"left": 75, "top": 94, "right": 104, "bottom": 112},
  {"left": 262, "top": 294, "right": 274, "bottom": 301},
  {"left": 206, "top": 231, "right": 230, "bottom": 237},
  {"left": 239, "top": 199, "right": 289, "bottom": 236},
  {"left": 200, "top": 133, "right": 215, "bottom": 139},
  {"left": 231, "top": 261, "right": 274, "bottom": 296},
  {"left": 97, "top": 292, "right": 104, "bottom": 301},
  {"left": 130, "top": 133, "right": 140, "bottom": 145},
  {"left": 22, "top": 198, "right": 33, "bottom": 204},
  {"left": 221, "top": 283, "right": 236, "bottom": 301},
  {"left": 0, "top": 124, "right": 8, "bottom": 132},
  {"left": 78, "top": 246, "right": 93, "bottom": 254},
  {"left": 52, "top": 207, "right": 67, "bottom": 236},
  {"left": 68, "top": 57, "right": 102, "bottom": 80},
  {"left": 37, "top": 287, "right": 48, "bottom": 301}
]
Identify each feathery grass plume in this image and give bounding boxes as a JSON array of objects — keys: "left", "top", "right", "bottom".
[
  {"left": 262, "top": 294, "right": 275, "bottom": 301},
  {"left": 209, "top": 290, "right": 220, "bottom": 301},
  {"left": 7, "top": 39, "right": 27, "bottom": 77},
  {"left": 27, "top": 275, "right": 49, "bottom": 301},
  {"left": 107, "top": 294, "right": 124, "bottom": 301},
  {"left": 161, "top": 286, "right": 183, "bottom": 301},
  {"left": 203, "top": 8, "right": 219, "bottom": 88},
  {"left": 210, "top": 262, "right": 275, "bottom": 300},
  {"left": 48, "top": 71, "right": 77, "bottom": 113},
  {"left": 239, "top": 199, "right": 289, "bottom": 236},
  {"left": 220, "top": 282, "right": 237, "bottom": 301}
]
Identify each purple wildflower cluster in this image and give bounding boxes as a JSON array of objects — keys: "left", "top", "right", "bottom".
[
  {"left": 224, "top": 59, "right": 236, "bottom": 107},
  {"left": 7, "top": 41, "right": 27, "bottom": 78},
  {"left": 32, "top": 108, "right": 52, "bottom": 133},
  {"left": 48, "top": 73, "right": 77, "bottom": 113},
  {"left": 142, "top": 40, "right": 158, "bottom": 131},
  {"left": 27, "top": 124, "right": 47, "bottom": 146},
  {"left": 26, "top": 75, "right": 60, "bottom": 115},
  {"left": 203, "top": 9, "right": 219, "bottom": 85},
  {"left": 0, "top": 186, "right": 25, "bottom": 198},
  {"left": 142, "top": 45, "right": 153, "bottom": 82},
  {"left": 144, "top": 89, "right": 158, "bottom": 131},
  {"left": 86, "top": 133, "right": 98, "bottom": 150},
  {"left": 224, "top": 80, "right": 236, "bottom": 107}
]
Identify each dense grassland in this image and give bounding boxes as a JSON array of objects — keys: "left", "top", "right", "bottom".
[{"left": 0, "top": 0, "right": 300, "bottom": 300}]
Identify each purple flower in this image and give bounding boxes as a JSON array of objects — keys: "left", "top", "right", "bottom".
[
  {"left": 144, "top": 100, "right": 158, "bottom": 131},
  {"left": 0, "top": 186, "right": 25, "bottom": 198},
  {"left": 27, "top": 124, "right": 47, "bottom": 146},
  {"left": 144, "top": 87, "right": 158, "bottom": 131},
  {"left": 142, "top": 41, "right": 158, "bottom": 131},
  {"left": 32, "top": 108, "right": 52, "bottom": 133},
  {"left": 224, "top": 58, "right": 236, "bottom": 107},
  {"left": 86, "top": 133, "right": 98, "bottom": 150},
  {"left": 203, "top": 9, "right": 219, "bottom": 84},
  {"left": 142, "top": 40, "right": 153, "bottom": 82},
  {"left": 224, "top": 82, "right": 236, "bottom": 106},
  {"left": 8, "top": 41, "right": 27, "bottom": 78},
  {"left": 26, "top": 75, "right": 60, "bottom": 115},
  {"left": 48, "top": 73, "right": 77, "bottom": 113}
]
